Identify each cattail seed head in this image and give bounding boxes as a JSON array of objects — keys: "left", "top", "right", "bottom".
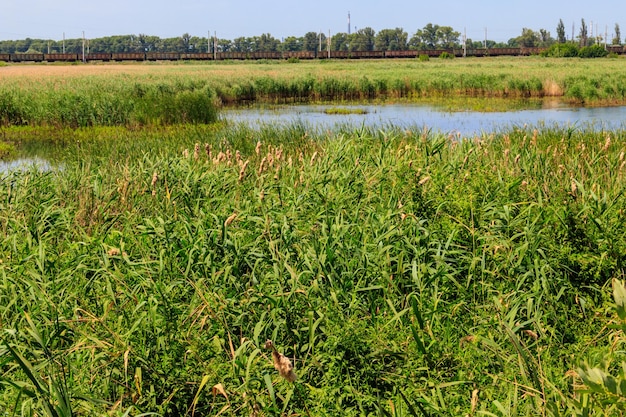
[
  {"left": 264, "top": 340, "right": 297, "bottom": 383},
  {"left": 238, "top": 160, "right": 249, "bottom": 183},
  {"left": 255, "top": 141, "right": 262, "bottom": 155},
  {"left": 193, "top": 143, "right": 200, "bottom": 160},
  {"left": 151, "top": 171, "right": 158, "bottom": 188},
  {"left": 225, "top": 213, "right": 237, "bottom": 226}
]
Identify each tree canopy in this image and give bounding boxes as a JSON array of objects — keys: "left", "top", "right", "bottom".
[{"left": 0, "top": 19, "right": 621, "bottom": 54}]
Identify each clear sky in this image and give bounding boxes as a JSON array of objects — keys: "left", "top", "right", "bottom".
[{"left": 2, "top": 0, "right": 624, "bottom": 43}]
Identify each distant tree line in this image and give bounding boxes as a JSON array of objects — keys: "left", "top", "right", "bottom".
[{"left": 0, "top": 20, "right": 622, "bottom": 54}]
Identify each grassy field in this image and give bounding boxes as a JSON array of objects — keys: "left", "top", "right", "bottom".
[
  {"left": 1, "top": 59, "right": 626, "bottom": 416},
  {"left": 1, "top": 57, "right": 626, "bottom": 128}
]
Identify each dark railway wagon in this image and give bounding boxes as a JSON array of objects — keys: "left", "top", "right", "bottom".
[
  {"left": 85, "top": 53, "right": 112, "bottom": 61},
  {"left": 146, "top": 52, "right": 180, "bottom": 61},
  {"left": 181, "top": 53, "right": 213, "bottom": 60},
  {"left": 283, "top": 51, "right": 316, "bottom": 59},
  {"left": 385, "top": 50, "right": 418, "bottom": 58},
  {"left": 112, "top": 53, "right": 145, "bottom": 61},
  {"left": 10, "top": 53, "right": 44, "bottom": 62},
  {"left": 217, "top": 52, "right": 247, "bottom": 60},
  {"left": 44, "top": 53, "right": 79, "bottom": 62},
  {"left": 0, "top": 53, "right": 10, "bottom": 62}
]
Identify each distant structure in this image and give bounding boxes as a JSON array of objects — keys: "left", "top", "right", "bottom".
[{"left": 348, "top": 12, "right": 351, "bottom": 34}]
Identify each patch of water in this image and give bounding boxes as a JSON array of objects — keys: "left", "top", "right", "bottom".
[
  {"left": 225, "top": 103, "right": 626, "bottom": 136},
  {"left": 0, "top": 157, "right": 56, "bottom": 175}
]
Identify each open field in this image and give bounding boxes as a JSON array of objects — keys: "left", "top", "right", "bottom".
[{"left": 1, "top": 57, "right": 626, "bottom": 128}]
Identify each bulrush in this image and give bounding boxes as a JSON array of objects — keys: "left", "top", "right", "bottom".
[
  {"left": 224, "top": 213, "right": 237, "bottom": 226},
  {"left": 264, "top": 340, "right": 297, "bottom": 383},
  {"left": 193, "top": 143, "right": 200, "bottom": 160},
  {"left": 255, "top": 140, "right": 262, "bottom": 155},
  {"left": 238, "top": 160, "right": 249, "bottom": 182}
]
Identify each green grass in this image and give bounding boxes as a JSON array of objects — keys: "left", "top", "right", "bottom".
[
  {"left": 323, "top": 107, "right": 368, "bottom": 115},
  {"left": 1, "top": 122, "right": 625, "bottom": 416},
  {"left": 2, "top": 57, "right": 626, "bottom": 127}
]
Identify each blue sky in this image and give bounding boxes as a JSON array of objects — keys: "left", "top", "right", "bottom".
[{"left": 2, "top": 0, "right": 624, "bottom": 43}]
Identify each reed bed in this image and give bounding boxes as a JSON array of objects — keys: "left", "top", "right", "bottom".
[
  {"left": 1, "top": 122, "right": 625, "bottom": 416},
  {"left": 1, "top": 57, "right": 626, "bottom": 127}
]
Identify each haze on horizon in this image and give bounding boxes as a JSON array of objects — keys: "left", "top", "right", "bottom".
[{"left": 2, "top": 0, "right": 624, "bottom": 43}]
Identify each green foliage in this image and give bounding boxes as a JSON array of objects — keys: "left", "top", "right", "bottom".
[
  {"left": 418, "top": 54, "right": 430, "bottom": 62},
  {"left": 540, "top": 42, "right": 580, "bottom": 57},
  {"left": 575, "top": 279, "right": 626, "bottom": 414},
  {"left": 579, "top": 44, "right": 610, "bottom": 58},
  {"left": 1, "top": 122, "right": 625, "bottom": 415},
  {"left": 439, "top": 51, "right": 454, "bottom": 59}
]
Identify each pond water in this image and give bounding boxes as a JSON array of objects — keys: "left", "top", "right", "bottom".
[
  {"left": 225, "top": 102, "right": 626, "bottom": 137},
  {"left": 0, "top": 157, "right": 56, "bottom": 176}
]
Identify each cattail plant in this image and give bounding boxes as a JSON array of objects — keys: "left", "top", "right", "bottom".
[{"left": 264, "top": 340, "right": 297, "bottom": 383}]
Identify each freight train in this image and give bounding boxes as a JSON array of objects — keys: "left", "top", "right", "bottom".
[{"left": 1, "top": 45, "right": 624, "bottom": 62}]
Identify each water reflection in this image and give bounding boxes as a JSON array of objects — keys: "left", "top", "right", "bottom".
[
  {"left": 0, "top": 157, "right": 55, "bottom": 175},
  {"left": 225, "top": 103, "right": 626, "bottom": 137}
]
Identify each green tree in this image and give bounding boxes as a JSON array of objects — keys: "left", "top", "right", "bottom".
[
  {"left": 613, "top": 24, "right": 622, "bottom": 45},
  {"left": 557, "top": 19, "right": 566, "bottom": 43},
  {"left": 517, "top": 28, "right": 540, "bottom": 47},
  {"left": 437, "top": 26, "right": 460, "bottom": 48},
  {"left": 579, "top": 19, "right": 588, "bottom": 46},
  {"left": 349, "top": 27, "right": 376, "bottom": 51},
  {"left": 375, "top": 28, "right": 408, "bottom": 51},
  {"left": 410, "top": 23, "right": 439, "bottom": 49},
  {"left": 282, "top": 36, "right": 302, "bottom": 51},
  {"left": 331, "top": 33, "right": 349, "bottom": 51},
  {"left": 303, "top": 32, "right": 320, "bottom": 52}
]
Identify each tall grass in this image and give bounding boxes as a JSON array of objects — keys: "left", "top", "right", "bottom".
[
  {"left": 1, "top": 122, "right": 625, "bottom": 415},
  {"left": 2, "top": 57, "right": 626, "bottom": 128}
]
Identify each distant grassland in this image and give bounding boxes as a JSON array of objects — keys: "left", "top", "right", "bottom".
[{"left": 1, "top": 57, "right": 626, "bottom": 127}]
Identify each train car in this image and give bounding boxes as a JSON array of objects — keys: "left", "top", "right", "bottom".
[
  {"left": 10, "top": 53, "right": 44, "bottom": 62},
  {"left": 146, "top": 52, "right": 180, "bottom": 61},
  {"left": 349, "top": 50, "right": 384, "bottom": 59},
  {"left": 44, "top": 53, "right": 79, "bottom": 62},
  {"left": 385, "top": 50, "right": 418, "bottom": 58},
  {"left": 607, "top": 45, "right": 626, "bottom": 54},
  {"left": 283, "top": 50, "right": 316, "bottom": 59},
  {"left": 0, "top": 53, "right": 10, "bottom": 62},
  {"left": 329, "top": 51, "right": 350, "bottom": 59},
  {"left": 217, "top": 51, "right": 248, "bottom": 60},
  {"left": 111, "top": 52, "right": 145, "bottom": 61},
  {"left": 181, "top": 53, "right": 214, "bottom": 60},
  {"left": 248, "top": 51, "right": 282, "bottom": 60},
  {"left": 85, "top": 53, "right": 112, "bottom": 61}
]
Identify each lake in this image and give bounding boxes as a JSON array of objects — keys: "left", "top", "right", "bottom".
[{"left": 225, "top": 102, "right": 626, "bottom": 137}]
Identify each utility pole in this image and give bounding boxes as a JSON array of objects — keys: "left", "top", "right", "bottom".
[
  {"left": 319, "top": 31, "right": 322, "bottom": 52},
  {"left": 463, "top": 28, "right": 466, "bottom": 57},
  {"left": 63, "top": 32, "right": 65, "bottom": 53},
  {"left": 208, "top": 31, "right": 210, "bottom": 53},
  {"left": 214, "top": 31, "right": 217, "bottom": 60},
  {"left": 82, "top": 31, "right": 85, "bottom": 63},
  {"left": 328, "top": 30, "right": 331, "bottom": 59},
  {"left": 484, "top": 27, "right": 487, "bottom": 49}
]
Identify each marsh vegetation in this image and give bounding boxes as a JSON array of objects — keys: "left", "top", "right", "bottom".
[{"left": 1, "top": 58, "right": 626, "bottom": 416}]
